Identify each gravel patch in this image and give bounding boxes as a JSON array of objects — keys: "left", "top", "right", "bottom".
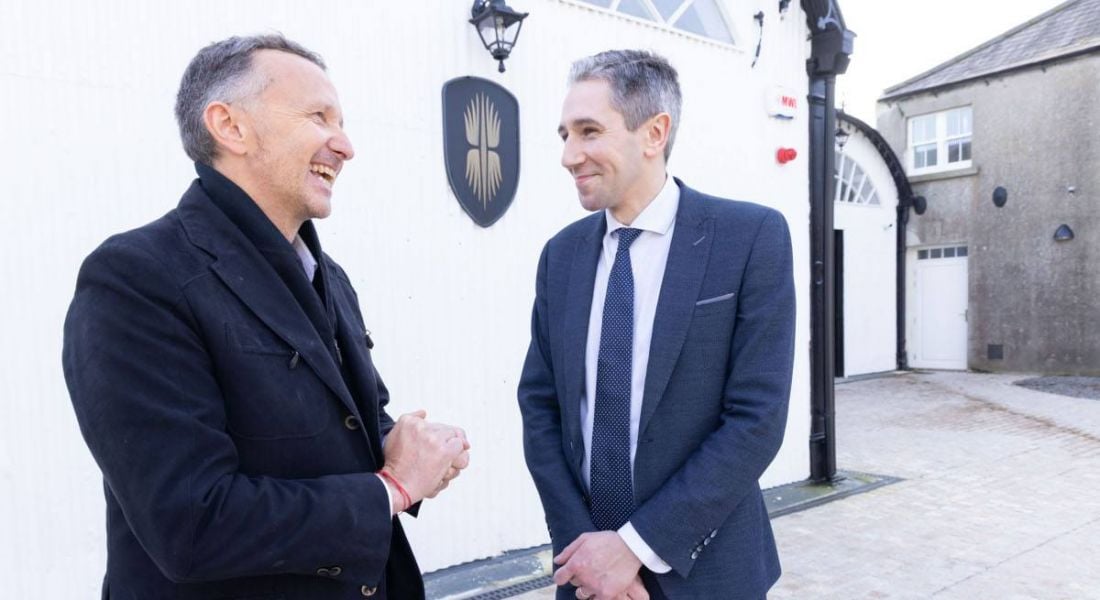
[{"left": 1014, "top": 376, "right": 1100, "bottom": 400}]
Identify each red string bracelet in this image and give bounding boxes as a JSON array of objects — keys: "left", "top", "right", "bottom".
[{"left": 378, "top": 469, "right": 412, "bottom": 512}]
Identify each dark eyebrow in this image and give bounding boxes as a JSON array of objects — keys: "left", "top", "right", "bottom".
[{"left": 558, "top": 117, "right": 604, "bottom": 137}]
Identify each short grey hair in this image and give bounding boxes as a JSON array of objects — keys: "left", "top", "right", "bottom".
[
  {"left": 568, "top": 49, "right": 682, "bottom": 161},
  {"left": 174, "top": 33, "right": 326, "bottom": 165}
]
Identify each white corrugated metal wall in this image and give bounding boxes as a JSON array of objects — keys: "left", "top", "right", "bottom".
[
  {"left": 0, "top": 0, "right": 815, "bottom": 595},
  {"left": 834, "top": 131, "right": 901, "bottom": 376}
]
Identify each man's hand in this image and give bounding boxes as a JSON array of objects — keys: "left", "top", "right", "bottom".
[
  {"left": 553, "top": 532, "right": 643, "bottom": 600},
  {"left": 382, "top": 410, "right": 468, "bottom": 505},
  {"left": 430, "top": 425, "right": 471, "bottom": 498}
]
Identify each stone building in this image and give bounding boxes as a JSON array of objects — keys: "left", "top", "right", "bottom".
[{"left": 877, "top": 0, "right": 1100, "bottom": 374}]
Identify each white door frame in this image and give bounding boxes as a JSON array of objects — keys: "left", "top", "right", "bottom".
[{"left": 908, "top": 245, "right": 969, "bottom": 370}]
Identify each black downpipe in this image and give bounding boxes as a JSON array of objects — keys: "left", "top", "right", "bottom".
[
  {"left": 807, "top": 77, "right": 838, "bottom": 482},
  {"left": 896, "top": 205, "right": 910, "bottom": 370},
  {"left": 803, "top": 0, "right": 853, "bottom": 483}
]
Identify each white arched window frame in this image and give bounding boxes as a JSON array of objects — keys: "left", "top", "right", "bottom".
[
  {"left": 834, "top": 151, "right": 881, "bottom": 206},
  {"left": 570, "top": 0, "right": 736, "bottom": 45}
]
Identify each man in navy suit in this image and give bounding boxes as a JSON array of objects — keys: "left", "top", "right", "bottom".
[
  {"left": 518, "top": 50, "right": 795, "bottom": 600},
  {"left": 63, "top": 34, "right": 469, "bottom": 599}
]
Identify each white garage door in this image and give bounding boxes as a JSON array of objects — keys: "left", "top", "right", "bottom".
[{"left": 911, "top": 245, "right": 969, "bottom": 370}]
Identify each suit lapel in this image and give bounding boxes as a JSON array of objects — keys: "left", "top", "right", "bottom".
[
  {"left": 177, "top": 183, "right": 359, "bottom": 417},
  {"left": 639, "top": 183, "right": 713, "bottom": 438},
  {"left": 562, "top": 214, "right": 605, "bottom": 476}
]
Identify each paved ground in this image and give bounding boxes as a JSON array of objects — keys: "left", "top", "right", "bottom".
[{"left": 514, "top": 371, "right": 1100, "bottom": 599}]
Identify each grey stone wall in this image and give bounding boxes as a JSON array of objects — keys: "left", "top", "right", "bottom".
[{"left": 878, "top": 54, "right": 1100, "bottom": 374}]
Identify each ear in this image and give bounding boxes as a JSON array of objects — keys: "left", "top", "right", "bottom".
[
  {"left": 642, "top": 112, "right": 672, "bottom": 160},
  {"left": 203, "top": 101, "right": 249, "bottom": 157}
]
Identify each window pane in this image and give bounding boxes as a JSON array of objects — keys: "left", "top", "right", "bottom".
[
  {"left": 911, "top": 115, "right": 936, "bottom": 143},
  {"left": 915, "top": 144, "right": 937, "bottom": 169},
  {"left": 674, "top": 0, "right": 735, "bottom": 43},
  {"left": 868, "top": 190, "right": 880, "bottom": 205},
  {"left": 959, "top": 107, "right": 972, "bottom": 134},
  {"left": 944, "top": 247, "right": 956, "bottom": 258},
  {"left": 919, "top": 249, "right": 929, "bottom": 259},
  {"left": 947, "top": 139, "right": 972, "bottom": 163},
  {"left": 652, "top": 0, "right": 687, "bottom": 20},
  {"left": 958, "top": 246, "right": 968, "bottom": 257},
  {"left": 946, "top": 111, "right": 960, "bottom": 136},
  {"left": 931, "top": 248, "right": 943, "bottom": 258},
  {"left": 617, "top": 0, "right": 657, "bottom": 20}
]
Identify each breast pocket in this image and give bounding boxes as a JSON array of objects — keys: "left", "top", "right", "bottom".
[{"left": 221, "top": 324, "right": 331, "bottom": 440}]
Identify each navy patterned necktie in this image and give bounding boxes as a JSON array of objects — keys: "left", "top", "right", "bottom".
[{"left": 590, "top": 227, "right": 643, "bottom": 531}]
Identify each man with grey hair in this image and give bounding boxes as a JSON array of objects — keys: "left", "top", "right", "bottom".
[
  {"left": 63, "top": 34, "right": 468, "bottom": 599},
  {"left": 519, "top": 50, "right": 795, "bottom": 599}
]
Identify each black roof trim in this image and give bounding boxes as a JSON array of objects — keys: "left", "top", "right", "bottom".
[{"left": 836, "top": 110, "right": 915, "bottom": 206}]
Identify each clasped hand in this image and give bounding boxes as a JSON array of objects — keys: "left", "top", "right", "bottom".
[
  {"left": 382, "top": 410, "right": 470, "bottom": 509},
  {"left": 553, "top": 531, "right": 649, "bottom": 600}
]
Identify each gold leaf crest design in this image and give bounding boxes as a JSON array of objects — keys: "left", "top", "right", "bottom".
[{"left": 464, "top": 93, "right": 503, "bottom": 208}]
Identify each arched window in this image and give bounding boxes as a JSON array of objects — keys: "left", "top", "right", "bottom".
[
  {"left": 834, "top": 153, "right": 880, "bottom": 206},
  {"left": 574, "top": 0, "right": 735, "bottom": 44}
]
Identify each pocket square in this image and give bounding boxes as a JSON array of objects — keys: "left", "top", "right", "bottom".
[{"left": 695, "top": 292, "right": 736, "bottom": 306}]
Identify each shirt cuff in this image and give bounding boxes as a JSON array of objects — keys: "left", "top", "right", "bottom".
[
  {"left": 618, "top": 522, "right": 672, "bottom": 574},
  {"left": 374, "top": 473, "right": 395, "bottom": 516}
]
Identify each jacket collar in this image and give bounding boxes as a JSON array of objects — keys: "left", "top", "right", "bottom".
[{"left": 176, "top": 175, "right": 359, "bottom": 420}]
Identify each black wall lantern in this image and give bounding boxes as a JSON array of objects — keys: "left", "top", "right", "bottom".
[
  {"left": 992, "top": 186, "right": 1008, "bottom": 207},
  {"left": 834, "top": 126, "right": 850, "bottom": 150},
  {"left": 469, "top": 0, "right": 528, "bottom": 73}
]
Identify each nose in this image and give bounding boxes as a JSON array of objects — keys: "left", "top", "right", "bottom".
[
  {"left": 561, "top": 136, "right": 583, "bottom": 171},
  {"left": 330, "top": 127, "right": 355, "bottom": 161}
]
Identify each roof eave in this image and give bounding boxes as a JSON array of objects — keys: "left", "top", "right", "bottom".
[{"left": 878, "top": 41, "right": 1100, "bottom": 102}]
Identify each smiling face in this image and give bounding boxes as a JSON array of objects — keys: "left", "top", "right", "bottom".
[
  {"left": 558, "top": 79, "right": 666, "bottom": 222},
  {"left": 240, "top": 50, "right": 355, "bottom": 228}
]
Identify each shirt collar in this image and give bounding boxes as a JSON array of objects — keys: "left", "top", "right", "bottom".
[
  {"left": 292, "top": 235, "right": 319, "bottom": 282},
  {"left": 604, "top": 173, "right": 679, "bottom": 237}
]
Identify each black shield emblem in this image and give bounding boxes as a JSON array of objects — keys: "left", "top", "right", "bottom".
[{"left": 442, "top": 77, "right": 520, "bottom": 227}]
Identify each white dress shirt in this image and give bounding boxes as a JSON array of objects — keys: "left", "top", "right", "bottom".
[{"left": 581, "top": 175, "right": 678, "bottom": 573}]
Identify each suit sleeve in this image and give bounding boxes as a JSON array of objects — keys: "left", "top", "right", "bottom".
[
  {"left": 629, "top": 209, "right": 796, "bottom": 577},
  {"left": 62, "top": 240, "right": 393, "bottom": 584},
  {"left": 517, "top": 243, "right": 596, "bottom": 554}
]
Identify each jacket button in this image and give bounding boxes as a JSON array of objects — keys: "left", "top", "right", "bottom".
[
  {"left": 361, "top": 585, "right": 378, "bottom": 596},
  {"left": 703, "top": 537, "right": 711, "bottom": 546},
  {"left": 710, "top": 530, "right": 718, "bottom": 538},
  {"left": 288, "top": 351, "right": 301, "bottom": 369},
  {"left": 690, "top": 551, "right": 699, "bottom": 560},
  {"left": 316, "top": 567, "right": 330, "bottom": 577},
  {"left": 344, "top": 415, "right": 361, "bottom": 430}
]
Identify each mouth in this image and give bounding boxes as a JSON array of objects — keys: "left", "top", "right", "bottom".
[
  {"left": 573, "top": 173, "right": 598, "bottom": 186},
  {"left": 309, "top": 163, "right": 338, "bottom": 186}
]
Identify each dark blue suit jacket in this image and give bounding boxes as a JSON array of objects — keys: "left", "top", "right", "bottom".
[
  {"left": 518, "top": 180, "right": 795, "bottom": 599},
  {"left": 62, "top": 181, "right": 422, "bottom": 599}
]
